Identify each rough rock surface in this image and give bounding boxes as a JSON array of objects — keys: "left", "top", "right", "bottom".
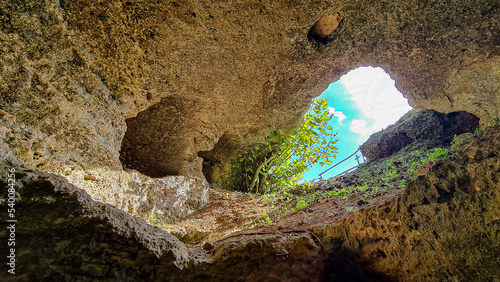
[
  {"left": 1, "top": 126, "right": 498, "bottom": 281},
  {"left": 361, "top": 109, "right": 480, "bottom": 162},
  {"left": 313, "top": 127, "right": 500, "bottom": 281},
  {"left": 0, "top": 0, "right": 499, "bottom": 279},
  {"left": 3, "top": 0, "right": 497, "bottom": 183},
  {"left": 0, "top": 142, "right": 190, "bottom": 280},
  {"left": 310, "top": 13, "right": 344, "bottom": 39},
  {"left": 0, "top": 0, "right": 209, "bottom": 220}
]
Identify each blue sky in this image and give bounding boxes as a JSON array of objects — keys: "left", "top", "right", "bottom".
[{"left": 303, "top": 67, "right": 412, "bottom": 180}]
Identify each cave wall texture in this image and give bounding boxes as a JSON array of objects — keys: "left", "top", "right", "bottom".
[
  {"left": 2, "top": 0, "right": 499, "bottom": 183},
  {"left": 0, "top": 0, "right": 499, "bottom": 279},
  {"left": 1, "top": 0, "right": 499, "bottom": 208},
  {"left": 0, "top": 124, "right": 498, "bottom": 281}
]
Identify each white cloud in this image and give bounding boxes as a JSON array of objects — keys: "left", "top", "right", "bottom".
[
  {"left": 350, "top": 119, "right": 368, "bottom": 134},
  {"left": 340, "top": 67, "right": 412, "bottom": 142},
  {"left": 328, "top": 107, "right": 347, "bottom": 124}
]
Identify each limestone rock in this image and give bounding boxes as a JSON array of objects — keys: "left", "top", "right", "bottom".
[
  {"left": 313, "top": 126, "right": 500, "bottom": 281},
  {"left": 1, "top": 126, "right": 498, "bottom": 280},
  {"left": 0, "top": 147, "right": 190, "bottom": 279},
  {"left": 1, "top": 0, "right": 499, "bottom": 193},
  {"left": 360, "top": 110, "right": 480, "bottom": 162},
  {"left": 0, "top": 0, "right": 499, "bottom": 279},
  {"left": 310, "top": 13, "right": 344, "bottom": 38},
  {"left": 0, "top": 0, "right": 209, "bottom": 220}
]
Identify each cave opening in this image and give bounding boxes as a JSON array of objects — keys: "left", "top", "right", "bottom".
[
  {"left": 198, "top": 66, "right": 414, "bottom": 189},
  {"left": 303, "top": 66, "right": 413, "bottom": 180},
  {"left": 119, "top": 96, "right": 193, "bottom": 178}
]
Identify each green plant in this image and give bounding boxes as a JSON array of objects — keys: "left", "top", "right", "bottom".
[
  {"left": 428, "top": 147, "right": 449, "bottom": 161},
  {"left": 258, "top": 210, "right": 273, "bottom": 225},
  {"left": 346, "top": 206, "right": 359, "bottom": 213},
  {"left": 450, "top": 134, "right": 466, "bottom": 149},
  {"left": 295, "top": 199, "right": 308, "bottom": 210},
  {"left": 238, "top": 97, "right": 339, "bottom": 193},
  {"left": 381, "top": 168, "right": 399, "bottom": 184},
  {"left": 474, "top": 127, "right": 481, "bottom": 136},
  {"left": 355, "top": 184, "right": 369, "bottom": 192}
]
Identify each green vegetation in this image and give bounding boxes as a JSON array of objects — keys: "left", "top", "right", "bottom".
[
  {"left": 451, "top": 134, "right": 466, "bottom": 149},
  {"left": 251, "top": 142, "right": 455, "bottom": 227},
  {"left": 295, "top": 200, "right": 308, "bottom": 210},
  {"left": 237, "top": 109, "right": 488, "bottom": 228},
  {"left": 234, "top": 97, "right": 338, "bottom": 193},
  {"left": 428, "top": 147, "right": 449, "bottom": 161}
]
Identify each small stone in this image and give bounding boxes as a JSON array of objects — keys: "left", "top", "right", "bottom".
[
  {"left": 84, "top": 175, "right": 97, "bottom": 181},
  {"left": 310, "top": 13, "right": 344, "bottom": 38}
]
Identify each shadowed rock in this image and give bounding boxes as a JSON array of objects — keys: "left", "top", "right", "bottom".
[{"left": 361, "top": 110, "right": 480, "bottom": 162}]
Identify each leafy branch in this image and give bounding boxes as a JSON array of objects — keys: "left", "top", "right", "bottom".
[{"left": 238, "top": 97, "right": 339, "bottom": 193}]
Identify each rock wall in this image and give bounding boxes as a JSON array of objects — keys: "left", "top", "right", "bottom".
[
  {"left": 361, "top": 109, "right": 480, "bottom": 162},
  {"left": 0, "top": 0, "right": 209, "bottom": 220},
  {"left": 1, "top": 0, "right": 499, "bottom": 207},
  {"left": 0, "top": 0, "right": 499, "bottom": 278},
  {"left": 314, "top": 126, "right": 500, "bottom": 281},
  {"left": 1, "top": 124, "right": 498, "bottom": 281}
]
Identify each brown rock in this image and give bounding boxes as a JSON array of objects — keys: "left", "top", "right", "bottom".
[
  {"left": 310, "top": 13, "right": 344, "bottom": 38},
  {"left": 1, "top": 127, "right": 498, "bottom": 280},
  {"left": 83, "top": 174, "right": 97, "bottom": 181},
  {"left": 415, "top": 162, "right": 432, "bottom": 176},
  {"left": 0, "top": 4, "right": 499, "bottom": 279},
  {"left": 361, "top": 110, "right": 479, "bottom": 162},
  {"left": 1, "top": 0, "right": 497, "bottom": 192}
]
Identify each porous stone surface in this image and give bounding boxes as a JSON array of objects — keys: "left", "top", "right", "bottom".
[
  {"left": 310, "top": 13, "right": 344, "bottom": 39},
  {"left": 0, "top": 142, "right": 190, "bottom": 280},
  {"left": 0, "top": 0, "right": 209, "bottom": 220},
  {"left": 1, "top": 0, "right": 499, "bottom": 192},
  {"left": 1, "top": 126, "right": 498, "bottom": 280},
  {"left": 314, "top": 126, "right": 500, "bottom": 281},
  {"left": 3, "top": 0, "right": 495, "bottom": 181},
  {"left": 0, "top": 0, "right": 499, "bottom": 279},
  {"left": 360, "top": 109, "right": 480, "bottom": 162}
]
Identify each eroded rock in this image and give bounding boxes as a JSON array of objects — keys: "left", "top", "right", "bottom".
[
  {"left": 310, "top": 13, "right": 344, "bottom": 39},
  {"left": 1, "top": 127, "right": 498, "bottom": 280},
  {"left": 1, "top": 0, "right": 499, "bottom": 198},
  {"left": 0, "top": 0, "right": 209, "bottom": 220},
  {"left": 314, "top": 126, "right": 500, "bottom": 281},
  {"left": 0, "top": 0, "right": 499, "bottom": 279},
  {"left": 0, "top": 144, "right": 190, "bottom": 279},
  {"left": 361, "top": 109, "right": 480, "bottom": 162}
]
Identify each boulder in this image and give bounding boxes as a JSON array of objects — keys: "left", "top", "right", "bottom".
[{"left": 361, "top": 110, "right": 479, "bottom": 162}]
